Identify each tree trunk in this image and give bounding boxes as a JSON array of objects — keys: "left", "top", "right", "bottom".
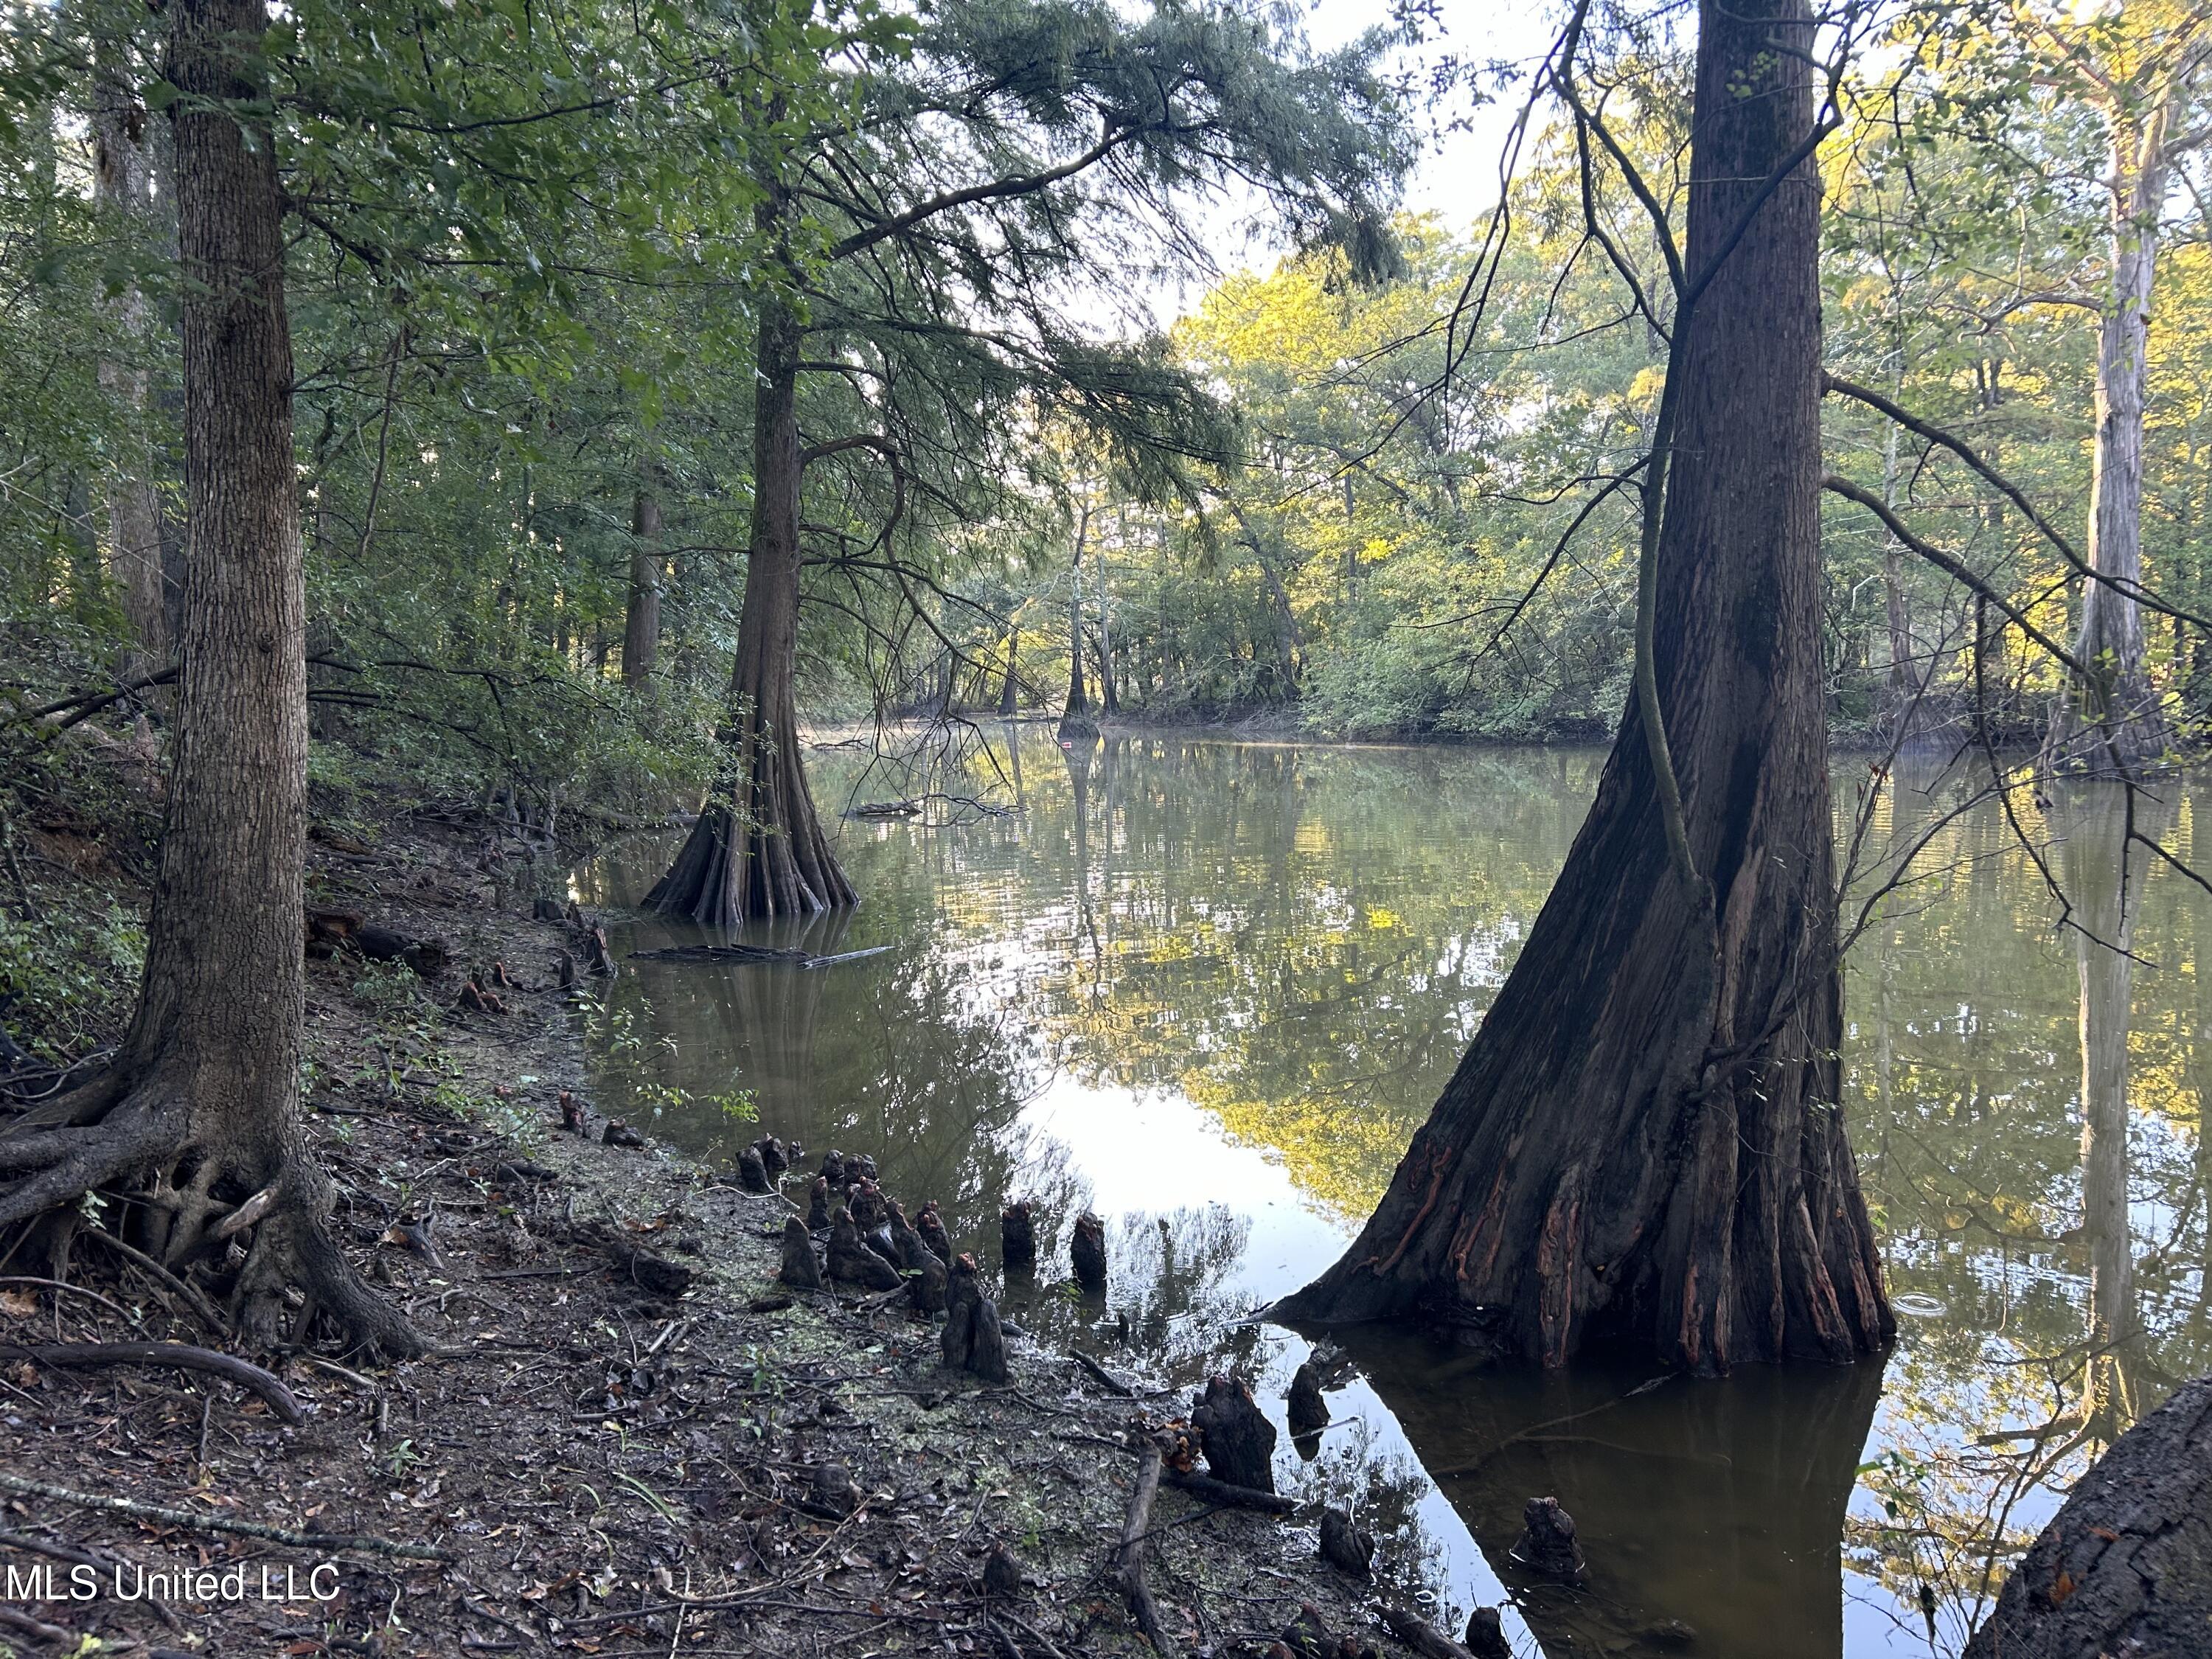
[
  {"left": 92, "top": 41, "right": 169, "bottom": 672},
  {"left": 620, "top": 485, "right": 661, "bottom": 686},
  {"left": 1060, "top": 503, "right": 1097, "bottom": 738},
  {"left": 1276, "top": 0, "right": 1891, "bottom": 1371},
  {"left": 2048, "top": 99, "right": 2184, "bottom": 772},
  {"left": 646, "top": 299, "right": 854, "bottom": 927},
  {"left": 1095, "top": 523, "right": 1119, "bottom": 716},
  {"left": 0, "top": 0, "right": 415, "bottom": 1356},
  {"left": 1961, "top": 1374, "right": 2212, "bottom": 1659},
  {"left": 998, "top": 625, "right": 1020, "bottom": 716}
]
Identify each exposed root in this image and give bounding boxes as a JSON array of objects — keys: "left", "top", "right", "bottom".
[{"left": 0, "top": 1075, "right": 427, "bottom": 1360}]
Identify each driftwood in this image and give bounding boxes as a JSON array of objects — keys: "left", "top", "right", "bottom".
[
  {"left": 0, "top": 1470, "right": 453, "bottom": 1560},
  {"left": 625, "top": 943, "right": 891, "bottom": 970},
  {"left": 843, "top": 799, "right": 922, "bottom": 818},
  {"left": 1117, "top": 1436, "right": 1175, "bottom": 1655},
  {"left": 0, "top": 1341, "right": 302, "bottom": 1424},
  {"left": 1962, "top": 1374, "right": 2212, "bottom": 1659}
]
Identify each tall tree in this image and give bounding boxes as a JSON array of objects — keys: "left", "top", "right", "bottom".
[
  {"left": 2035, "top": 3, "right": 2212, "bottom": 767},
  {"left": 622, "top": 484, "right": 663, "bottom": 687},
  {"left": 645, "top": 0, "right": 1408, "bottom": 928},
  {"left": 1278, "top": 0, "right": 1894, "bottom": 1369},
  {"left": 0, "top": 0, "right": 417, "bottom": 1352}
]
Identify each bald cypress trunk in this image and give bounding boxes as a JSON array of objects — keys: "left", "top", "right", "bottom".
[
  {"left": 1277, "top": 0, "right": 1891, "bottom": 1371},
  {"left": 647, "top": 297, "right": 854, "bottom": 927}
]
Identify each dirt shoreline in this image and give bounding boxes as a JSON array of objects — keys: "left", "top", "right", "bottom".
[{"left": 0, "top": 793, "right": 1430, "bottom": 1659}]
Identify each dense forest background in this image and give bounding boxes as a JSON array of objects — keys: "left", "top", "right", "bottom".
[
  {"left": 10, "top": 0, "right": 2209, "bottom": 772},
  {"left": 4, "top": 0, "right": 2212, "bottom": 1020}
]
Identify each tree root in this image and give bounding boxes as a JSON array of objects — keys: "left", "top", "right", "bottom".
[
  {"left": 0, "top": 1471, "right": 454, "bottom": 1561},
  {"left": 0, "top": 1340, "right": 303, "bottom": 1422},
  {"left": 0, "top": 1080, "right": 426, "bottom": 1360}
]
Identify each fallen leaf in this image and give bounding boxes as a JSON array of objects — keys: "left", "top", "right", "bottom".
[{"left": 0, "top": 1290, "right": 38, "bottom": 1320}]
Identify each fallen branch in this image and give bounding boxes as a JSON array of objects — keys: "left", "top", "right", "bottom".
[
  {"left": 1162, "top": 1467, "right": 1296, "bottom": 1514},
  {"left": 0, "top": 1471, "right": 455, "bottom": 1561},
  {"left": 626, "top": 943, "right": 892, "bottom": 970},
  {"left": 1116, "top": 1436, "right": 1176, "bottom": 1655},
  {"left": 1069, "top": 1349, "right": 1136, "bottom": 1397},
  {"left": 0, "top": 1341, "right": 304, "bottom": 1424}
]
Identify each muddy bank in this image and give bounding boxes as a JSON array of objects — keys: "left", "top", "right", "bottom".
[{"left": 0, "top": 788, "right": 1459, "bottom": 1658}]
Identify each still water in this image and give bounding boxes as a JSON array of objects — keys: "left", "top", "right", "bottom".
[{"left": 574, "top": 728, "right": 2212, "bottom": 1658}]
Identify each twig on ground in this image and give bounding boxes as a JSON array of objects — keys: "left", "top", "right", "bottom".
[{"left": 0, "top": 1471, "right": 456, "bottom": 1561}]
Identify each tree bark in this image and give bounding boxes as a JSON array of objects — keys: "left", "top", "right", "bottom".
[
  {"left": 1059, "top": 501, "right": 1096, "bottom": 737},
  {"left": 92, "top": 38, "right": 169, "bottom": 672},
  {"left": 620, "top": 485, "right": 661, "bottom": 686},
  {"left": 998, "top": 625, "right": 1020, "bottom": 716},
  {"left": 2048, "top": 89, "right": 2188, "bottom": 771},
  {"left": 0, "top": 0, "right": 417, "bottom": 1356},
  {"left": 646, "top": 297, "right": 855, "bottom": 927},
  {"left": 1961, "top": 1374, "right": 2212, "bottom": 1659},
  {"left": 1095, "top": 518, "right": 1119, "bottom": 716},
  {"left": 1275, "top": 0, "right": 1891, "bottom": 1371}
]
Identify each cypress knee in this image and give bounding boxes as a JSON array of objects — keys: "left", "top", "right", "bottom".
[
  {"left": 779, "top": 1217, "right": 823, "bottom": 1290},
  {"left": 1071, "top": 1211, "right": 1107, "bottom": 1293},
  {"left": 1192, "top": 1374, "right": 1276, "bottom": 1493},
  {"left": 1001, "top": 1201, "right": 1036, "bottom": 1270}
]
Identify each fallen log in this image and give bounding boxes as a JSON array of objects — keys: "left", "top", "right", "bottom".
[
  {"left": 0, "top": 1341, "right": 302, "bottom": 1424},
  {"left": 625, "top": 943, "right": 891, "bottom": 970},
  {"left": 1961, "top": 1374, "right": 2212, "bottom": 1659},
  {"left": 1117, "top": 1436, "right": 1176, "bottom": 1655},
  {"left": 1162, "top": 1468, "right": 1296, "bottom": 1514}
]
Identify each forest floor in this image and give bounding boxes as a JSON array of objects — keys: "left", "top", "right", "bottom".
[{"left": 0, "top": 747, "right": 1410, "bottom": 1659}]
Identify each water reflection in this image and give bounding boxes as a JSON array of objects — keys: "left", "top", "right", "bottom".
[{"left": 576, "top": 731, "right": 2212, "bottom": 1656}]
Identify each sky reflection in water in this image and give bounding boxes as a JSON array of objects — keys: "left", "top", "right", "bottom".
[{"left": 577, "top": 730, "right": 2212, "bottom": 1658}]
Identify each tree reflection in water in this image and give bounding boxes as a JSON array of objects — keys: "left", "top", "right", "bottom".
[{"left": 574, "top": 734, "right": 2212, "bottom": 1656}]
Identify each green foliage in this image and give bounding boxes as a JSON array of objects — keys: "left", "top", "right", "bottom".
[{"left": 0, "top": 895, "right": 144, "bottom": 1063}]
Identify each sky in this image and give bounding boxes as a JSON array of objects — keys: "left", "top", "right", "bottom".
[{"left": 1130, "top": 0, "right": 1564, "bottom": 329}]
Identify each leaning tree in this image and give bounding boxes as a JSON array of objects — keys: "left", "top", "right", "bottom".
[
  {"left": 1276, "top": 0, "right": 1895, "bottom": 1370},
  {"left": 644, "top": 0, "right": 1411, "bottom": 928}
]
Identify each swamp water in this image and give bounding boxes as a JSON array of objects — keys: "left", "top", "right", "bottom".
[{"left": 574, "top": 730, "right": 2212, "bottom": 1658}]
